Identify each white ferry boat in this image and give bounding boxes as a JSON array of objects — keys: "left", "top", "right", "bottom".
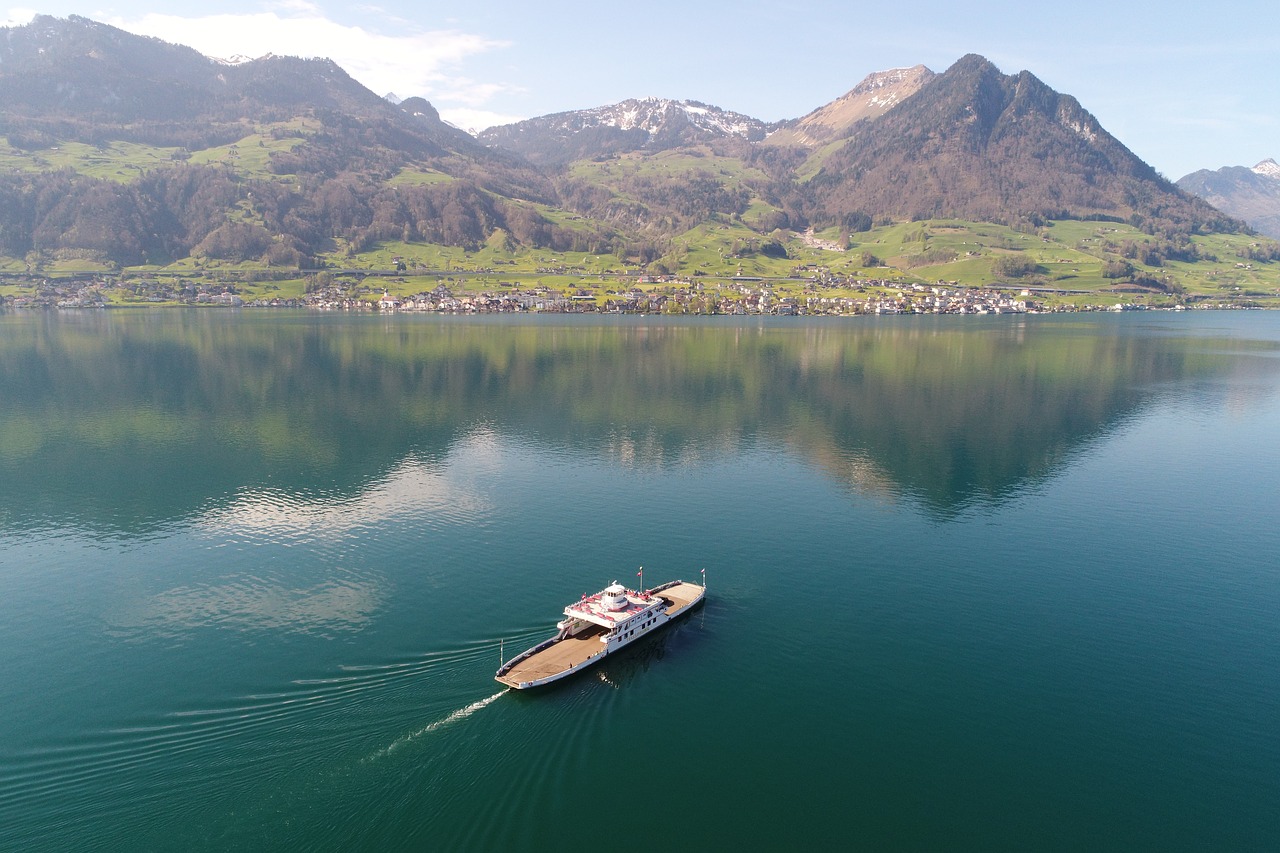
[{"left": 495, "top": 577, "right": 705, "bottom": 689}]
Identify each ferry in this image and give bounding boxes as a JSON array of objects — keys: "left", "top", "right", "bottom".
[{"left": 495, "top": 576, "right": 705, "bottom": 689}]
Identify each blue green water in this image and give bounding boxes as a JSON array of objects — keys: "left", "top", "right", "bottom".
[{"left": 1, "top": 311, "right": 1278, "bottom": 850}]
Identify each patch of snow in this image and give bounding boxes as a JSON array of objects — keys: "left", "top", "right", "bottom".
[
  {"left": 853, "top": 67, "right": 921, "bottom": 93},
  {"left": 211, "top": 53, "right": 270, "bottom": 66},
  {"left": 1252, "top": 159, "right": 1280, "bottom": 180},
  {"left": 550, "top": 96, "right": 763, "bottom": 139}
]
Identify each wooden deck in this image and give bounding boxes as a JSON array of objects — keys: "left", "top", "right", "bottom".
[
  {"left": 655, "top": 582, "right": 704, "bottom": 618},
  {"left": 496, "top": 625, "right": 608, "bottom": 688},
  {"left": 496, "top": 581, "right": 705, "bottom": 689}
]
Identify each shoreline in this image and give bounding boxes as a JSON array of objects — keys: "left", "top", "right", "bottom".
[{"left": 4, "top": 277, "right": 1275, "bottom": 314}]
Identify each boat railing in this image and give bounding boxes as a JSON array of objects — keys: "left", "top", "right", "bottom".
[{"left": 496, "top": 636, "right": 560, "bottom": 677}]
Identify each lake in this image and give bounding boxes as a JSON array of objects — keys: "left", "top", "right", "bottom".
[{"left": 1, "top": 310, "right": 1278, "bottom": 850}]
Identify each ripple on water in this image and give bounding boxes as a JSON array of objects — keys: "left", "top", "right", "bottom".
[{"left": 0, "top": 636, "right": 521, "bottom": 846}]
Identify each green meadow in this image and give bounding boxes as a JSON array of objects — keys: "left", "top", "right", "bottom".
[
  {"left": 3, "top": 117, "right": 1277, "bottom": 309},
  {"left": 9, "top": 215, "right": 1277, "bottom": 309},
  {"left": 1, "top": 119, "right": 315, "bottom": 183}
]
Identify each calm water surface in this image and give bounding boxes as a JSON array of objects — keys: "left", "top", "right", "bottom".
[{"left": 1, "top": 311, "right": 1278, "bottom": 850}]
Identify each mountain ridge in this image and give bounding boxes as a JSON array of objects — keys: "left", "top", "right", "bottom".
[
  {"left": 792, "top": 54, "right": 1228, "bottom": 232},
  {"left": 1178, "top": 160, "right": 1280, "bottom": 238},
  {"left": 0, "top": 14, "right": 1262, "bottom": 284},
  {"left": 476, "top": 96, "right": 771, "bottom": 166},
  {"left": 764, "top": 65, "right": 935, "bottom": 147}
]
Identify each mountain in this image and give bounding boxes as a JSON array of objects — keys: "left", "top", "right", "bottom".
[
  {"left": 0, "top": 15, "right": 1260, "bottom": 280},
  {"left": 394, "top": 96, "right": 490, "bottom": 153},
  {"left": 476, "top": 54, "right": 1234, "bottom": 237},
  {"left": 764, "top": 65, "right": 935, "bottom": 147},
  {"left": 0, "top": 15, "right": 556, "bottom": 266},
  {"left": 1, "top": 16, "right": 377, "bottom": 143},
  {"left": 476, "top": 97, "right": 771, "bottom": 166},
  {"left": 1177, "top": 160, "right": 1280, "bottom": 238},
  {"left": 799, "top": 54, "right": 1231, "bottom": 232},
  {"left": 0, "top": 15, "right": 536, "bottom": 170}
]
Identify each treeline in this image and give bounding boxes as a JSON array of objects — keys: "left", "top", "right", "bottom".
[
  {"left": 1101, "top": 236, "right": 1212, "bottom": 267},
  {"left": 0, "top": 164, "right": 634, "bottom": 267},
  {"left": 555, "top": 168, "right": 751, "bottom": 234}
]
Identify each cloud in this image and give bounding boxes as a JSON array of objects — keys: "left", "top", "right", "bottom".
[
  {"left": 438, "top": 107, "right": 528, "bottom": 134},
  {"left": 194, "top": 454, "right": 492, "bottom": 543},
  {"left": 2, "top": 7, "right": 37, "bottom": 27},
  {"left": 106, "top": 8, "right": 512, "bottom": 104}
]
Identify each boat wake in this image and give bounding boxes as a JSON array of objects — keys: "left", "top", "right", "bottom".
[
  {"left": 0, "top": 639, "right": 522, "bottom": 824},
  {"left": 367, "top": 689, "right": 508, "bottom": 761}
]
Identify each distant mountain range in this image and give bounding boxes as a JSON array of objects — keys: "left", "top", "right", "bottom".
[
  {"left": 1178, "top": 160, "right": 1280, "bottom": 239},
  {"left": 490, "top": 52, "right": 1229, "bottom": 236},
  {"left": 0, "top": 15, "right": 522, "bottom": 169},
  {"left": 477, "top": 97, "right": 771, "bottom": 166},
  {"left": 0, "top": 14, "right": 1256, "bottom": 272}
]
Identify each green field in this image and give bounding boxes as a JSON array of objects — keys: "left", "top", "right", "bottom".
[
  {"left": 1, "top": 119, "right": 316, "bottom": 183},
  {"left": 5, "top": 214, "right": 1278, "bottom": 309}
]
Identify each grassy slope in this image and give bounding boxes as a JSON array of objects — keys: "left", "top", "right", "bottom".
[
  {"left": 1, "top": 119, "right": 315, "bottom": 183},
  {"left": 2, "top": 130, "right": 1278, "bottom": 306},
  {"left": 567, "top": 147, "right": 787, "bottom": 229},
  {"left": 7, "top": 218, "right": 1278, "bottom": 309}
]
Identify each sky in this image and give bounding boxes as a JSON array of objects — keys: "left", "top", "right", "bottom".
[{"left": 3, "top": 1, "right": 1276, "bottom": 179}]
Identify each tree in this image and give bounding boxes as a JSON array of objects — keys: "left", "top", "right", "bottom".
[
  {"left": 992, "top": 254, "right": 1039, "bottom": 278},
  {"left": 1102, "top": 259, "right": 1133, "bottom": 279}
]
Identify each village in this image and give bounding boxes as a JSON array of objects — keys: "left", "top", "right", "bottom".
[
  {"left": 6, "top": 265, "right": 1258, "bottom": 314},
  {"left": 2, "top": 272, "right": 1171, "bottom": 314}
]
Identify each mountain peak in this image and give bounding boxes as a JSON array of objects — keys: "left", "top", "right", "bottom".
[
  {"left": 1253, "top": 159, "right": 1280, "bottom": 180},
  {"left": 1178, "top": 159, "right": 1280, "bottom": 238},
  {"left": 477, "top": 97, "right": 769, "bottom": 166},
  {"left": 765, "top": 64, "right": 935, "bottom": 147},
  {"left": 849, "top": 65, "right": 932, "bottom": 94},
  {"left": 951, "top": 53, "right": 1000, "bottom": 73},
  {"left": 561, "top": 96, "right": 764, "bottom": 138},
  {"left": 803, "top": 54, "right": 1232, "bottom": 230}
]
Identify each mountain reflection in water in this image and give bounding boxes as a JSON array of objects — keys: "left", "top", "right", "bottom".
[{"left": 0, "top": 311, "right": 1271, "bottom": 530}]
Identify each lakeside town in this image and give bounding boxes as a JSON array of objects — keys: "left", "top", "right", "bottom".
[{"left": 1, "top": 272, "right": 1262, "bottom": 314}]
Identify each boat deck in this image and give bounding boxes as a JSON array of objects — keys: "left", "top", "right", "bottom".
[
  {"left": 496, "top": 581, "right": 705, "bottom": 689},
  {"left": 496, "top": 625, "right": 609, "bottom": 688},
  {"left": 655, "top": 582, "right": 704, "bottom": 618}
]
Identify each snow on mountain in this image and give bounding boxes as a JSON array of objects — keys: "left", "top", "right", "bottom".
[
  {"left": 1178, "top": 158, "right": 1280, "bottom": 238},
  {"left": 476, "top": 96, "right": 771, "bottom": 165},
  {"left": 210, "top": 53, "right": 273, "bottom": 66},
  {"left": 764, "top": 65, "right": 935, "bottom": 147},
  {"left": 1252, "top": 159, "right": 1280, "bottom": 180},
  {"left": 532, "top": 96, "right": 768, "bottom": 139}
]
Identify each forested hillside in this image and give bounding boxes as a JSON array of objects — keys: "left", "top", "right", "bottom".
[
  {"left": 794, "top": 55, "right": 1233, "bottom": 235},
  {"left": 0, "top": 15, "right": 1259, "bottom": 279}
]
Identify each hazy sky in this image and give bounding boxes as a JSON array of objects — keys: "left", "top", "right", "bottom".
[{"left": 4, "top": 1, "right": 1276, "bottom": 179}]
